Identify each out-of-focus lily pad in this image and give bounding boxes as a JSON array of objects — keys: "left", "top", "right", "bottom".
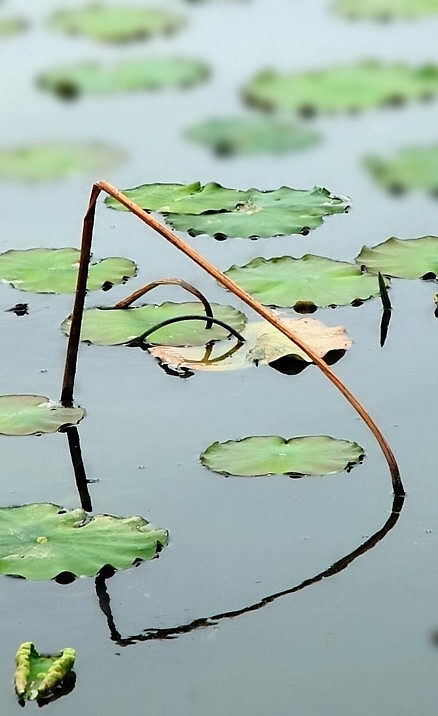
[
  {"left": 0, "top": 17, "right": 28, "bottom": 36},
  {"left": 243, "top": 61, "right": 438, "bottom": 114},
  {"left": 15, "top": 642, "right": 75, "bottom": 703},
  {"left": 333, "top": 0, "right": 438, "bottom": 19},
  {"left": 0, "top": 248, "right": 136, "bottom": 293},
  {"left": 0, "top": 395, "right": 84, "bottom": 436},
  {"left": 200, "top": 435, "right": 365, "bottom": 476},
  {"left": 0, "top": 503, "right": 168, "bottom": 579},
  {"left": 38, "top": 57, "right": 209, "bottom": 99},
  {"left": 365, "top": 146, "right": 438, "bottom": 194},
  {"left": 224, "top": 255, "right": 386, "bottom": 308},
  {"left": 185, "top": 116, "right": 321, "bottom": 155},
  {"left": 49, "top": 5, "right": 185, "bottom": 43},
  {"left": 0, "top": 142, "right": 124, "bottom": 181},
  {"left": 61, "top": 301, "right": 247, "bottom": 346},
  {"left": 356, "top": 236, "right": 438, "bottom": 278}
]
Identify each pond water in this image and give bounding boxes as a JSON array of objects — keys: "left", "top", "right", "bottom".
[{"left": 1, "top": 0, "right": 438, "bottom": 713}]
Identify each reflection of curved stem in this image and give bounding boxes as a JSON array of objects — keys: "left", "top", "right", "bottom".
[
  {"left": 114, "top": 277, "right": 214, "bottom": 330},
  {"left": 130, "top": 315, "right": 246, "bottom": 346},
  {"left": 64, "top": 426, "right": 92, "bottom": 512},
  {"left": 96, "top": 494, "right": 404, "bottom": 646}
]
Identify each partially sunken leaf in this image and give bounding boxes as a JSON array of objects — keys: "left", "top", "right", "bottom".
[
  {"left": 61, "top": 301, "right": 247, "bottom": 346},
  {"left": 0, "top": 248, "right": 136, "bottom": 293},
  {"left": 15, "top": 642, "right": 75, "bottom": 702},
  {"left": 356, "top": 236, "right": 438, "bottom": 278},
  {"left": 49, "top": 5, "right": 185, "bottom": 43},
  {"left": 0, "top": 504, "right": 168, "bottom": 579},
  {"left": 38, "top": 57, "right": 209, "bottom": 99},
  {"left": 185, "top": 116, "right": 321, "bottom": 155},
  {"left": 0, "top": 142, "right": 123, "bottom": 181},
  {"left": 333, "top": 0, "right": 438, "bottom": 19},
  {"left": 0, "top": 395, "right": 84, "bottom": 436},
  {"left": 365, "top": 145, "right": 438, "bottom": 194},
  {"left": 243, "top": 61, "right": 438, "bottom": 114},
  {"left": 224, "top": 255, "right": 385, "bottom": 308},
  {"left": 201, "top": 435, "right": 364, "bottom": 476},
  {"left": 0, "top": 17, "right": 28, "bottom": 36}
]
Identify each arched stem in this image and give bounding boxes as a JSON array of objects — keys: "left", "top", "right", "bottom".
[{"left": 129, "top": 315, "right": 246, "bottom": 346}]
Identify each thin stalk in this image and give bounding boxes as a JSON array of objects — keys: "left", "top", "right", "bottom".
[{"left": 96, "top": 180, "right": 404, "bottom": 495}]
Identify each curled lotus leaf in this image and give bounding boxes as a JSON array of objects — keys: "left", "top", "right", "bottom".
[
  {"left": 0, "top": 17, "right": 28, "bottom": 36},
  {"left": 0, "top": 395, "right": 85, "bottom": 436},
  {"left": 0, "top": 503, "right": 168, "bottom": 579},
  {"left": 224, "top": 255, "right": 387, "bottom": 309},
  {"left": 365, "top": 145, "right": 438, "bottom": 194},
  {"left": 0, "top": 248, "right": 136, "bottom": 293},
  {"left": 333, "top": 0, "right": 438, "bottom": 19},
  {"left": 200, "top": 435, "right": 365, "bottom": 477},
  {"left": 15, "top": 642, "right": 75, "bottom": 702},
  {"left": 356, "top": 236, "right": 438, "bottom": 278}
]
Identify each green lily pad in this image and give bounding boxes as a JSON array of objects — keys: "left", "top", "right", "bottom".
[
  {"left": 38, "top": 57, "right": 209, "bottom": 99},
  {"left": 356, "top": 236, "right": 438, "bottom": 278},
  {"left": 333, "top": 0, "right": 438, "bottom": 19},
  {"left": 243, "top": 61, "right": 438, "bottom": 115},
  {"left": 224, "top": 255, "right": 386, "bottom": 308},
  {"left": 61, "top": 301, "right": 247, "bottom": 346},
  {"left": 49, "top": 5, "right": 185, "bottom": 43},
  {"left": 185, "top": 116, "right": 321, "bottom": 156},
  {"left": 0, "top": 503, "right": 168, "bottom": 579},
  {"left": 0, "top": 142, "right": 124, "bottom": 181},
  {"left": 15, "top": 642, "right": 75, "bottom": 702},
  {"left": 0, "top": 395, "right": 85, "bottom": 436},
  {"left": 0, "top": 248, "right": 136, "bottom": 293},
  {"left": 200, "top": 435, "right": 364, "bottom": 476},
  {"left": 365, "top": 145, "right": 438, "bottom": 194},
  {"left": 0, "top": 17, "right": 28, "bottom": 37}
]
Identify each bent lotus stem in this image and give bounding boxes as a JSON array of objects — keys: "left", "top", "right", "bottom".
[{"left": 130, "top": 314, "right": 246, "bottom": 346}]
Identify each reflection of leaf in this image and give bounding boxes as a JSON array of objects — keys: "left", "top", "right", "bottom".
[
  {"left": 224, "top": 255, "right": 386, "bottom": 308},
  {"left": 357, "top": 236, "right": 438, "bottom": 278},
  {"left": 200, "top": 435, "right": 364, "bottom": 476},
  {"left": 333, "top": 0, "right": 438, "bottom": 19},
  {"left": 243, "top": 61, "right": 438, "bottom": 114},
  {"left": 185, "top": 116, "right": 321, "bottom": 155},
  {"left": 49, "top": 5, "right": 185, "bottom": 43},
  {"left": 38, "top": 57, "right": 209, "bottom": 98},
  {"left": 365, "top": 146, "right": 438, "bottom": 193},
  {"left": 15, "top": 642, "right": 75, "bottom": 702},
  {"left": 0, "top": 17, "right": 27, "bottom": 36},
  {"left": 0, "top": 395, "right": 85, "bottom": 436},
  {"left": 0, "top": 504, "right": 168, "bottom": 579},
  {"left": 0, "top": 248, "right": 136, "bottom": 293},
  {"left": 61, "top": 301, "right": 247, "bottom": 346}
]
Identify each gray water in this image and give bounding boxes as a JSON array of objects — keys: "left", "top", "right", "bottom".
[{"left": 1, "top": 0, "right": 438, "bottom": 714}]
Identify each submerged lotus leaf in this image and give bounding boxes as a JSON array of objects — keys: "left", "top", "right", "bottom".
[
  {"left": 49, "top": 5, "right": 185, "bottom": 43},
  {"left": 0, "top": 17, "right": 28, "bottom": 36},
  {"left": 224, "top": 255, "right": 386, "bottom": 308},
  {"left": 0, "top": 503, "right": 168, "bottom": 579},
  {"left": 38, "top": 57, "right": 209, "bottom": 98},
  {"left": 200, "top": 435, "right": 365, "bottom": 476},
  {"left": 0, "top": 248, "right": 136, "bottom": 293},
  {"left": 243, "top": 61, "right": 438, "bottom": 114},
  {"left": 356, "top": 236, "right": 438, "bottom": 278},
  {"left": 15, "top": 642, "right": 75, "bottom": 702},
  {"left": 0, "top": 395, "right": 84, "bottom": 436},
  {"left": 0, "top": 142, "right": 123, "bottom": 181},
  {"left": 185, "top": 116, "right": 321, "bottom": 155},
  {"left": 333, "top": 0, "right": 438, "bottom": 19},
  {"left": 61, "top": 301, "right": 247, "bottom": 346},
  {"left": 365, "top": 146, "right": 438, "bottom": 193}
]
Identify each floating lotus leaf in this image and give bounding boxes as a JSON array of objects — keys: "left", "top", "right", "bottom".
[
  {"left": 0, "top": 395, "right": 85, "bottom": 436},
  {"left": 61, "top": 301, "right": 247, "bottom": 346},
  {"left": 200, "top": 435, "right": 364, "bottom": 476},
  {"left": 0, "top": 248, "right": 136, "bottom": 293},
  {"left": 365, "top": 146, "right": 438, "bottom": 193},
  {"left": 0, "top": 17, "right": 27, "bottom": 36},
  {"left": 38, "top": 57, "right": 209, "bottom": 99},
  {"left": 0, "top": 503, "right": 168, "bottom": 579},
  {"left": 356, "top": 236, "right": 438, "bottom": 278},
  {"left": 243, "top": 61, "right": 438, "bottom": 114},
  {"left": 185, "top": 116, "right": 321, "bottom": 155},
  {"left": 224, "top": 255, "right": 386, "bottom": 308},
  {"left": 0, "top": 142, "right": 124, "bottom": 181},
  {"left": 333, "top": 0, "right": 438, "bottom": 19},
  {"left": 49, "top": 5, "right": 185, "bottom": 43},
  {"left": 15, "top": 642, "right": 75, "bottom": 702}
]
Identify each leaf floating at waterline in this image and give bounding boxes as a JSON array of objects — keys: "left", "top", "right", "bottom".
[
  {"left": 0, "top": 395, "right": 84, "bottom": 436},
  {"left": 356, "top": 236, "right": 438, "bottom": 278},
  {"left": 0, "top": 248, "right": 136, "bottom": 293},
  {"left": 333, "top": 0, "right": 438, "bottom": 19},
  {"left": 0, "top": 17, "right": 28, "bottom": 37},
  {"left": 49, "top": 5, "right": 185, "bottom": 43},
  {"left": 15, "top": 642, "right": 75, "bottom": 703},
  {"left": 0, "top": 142, "right": 124, "bottom": 181},
  {"left": 224, "top": 255, "right": 386, "bottom": 309},
  {"left": 200, "top": 435, "right": 365, "bottom": 477},
  {"left": 38, "top": 57, "right": 209, "bottom": 99},
  {"left": 243, "top": 61, "right": 438, "bottom": 115},
  {"left": 0, "top": 504, "right": 168, "bottom": 579},
  {"left": 365, "top": 146, "right": 438, "bottom": 194},
  {"left": 61, "top": 301, "right": 247, "bottom": 346}
]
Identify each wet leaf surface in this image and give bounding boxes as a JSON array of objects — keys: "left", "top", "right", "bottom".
[{"left": 0, "top": 395, "right": 85, "bottom": 436}]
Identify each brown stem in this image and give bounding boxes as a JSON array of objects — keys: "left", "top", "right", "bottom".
[{"left": 96, "top": 180, "right": 404, "bottom": 495}]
